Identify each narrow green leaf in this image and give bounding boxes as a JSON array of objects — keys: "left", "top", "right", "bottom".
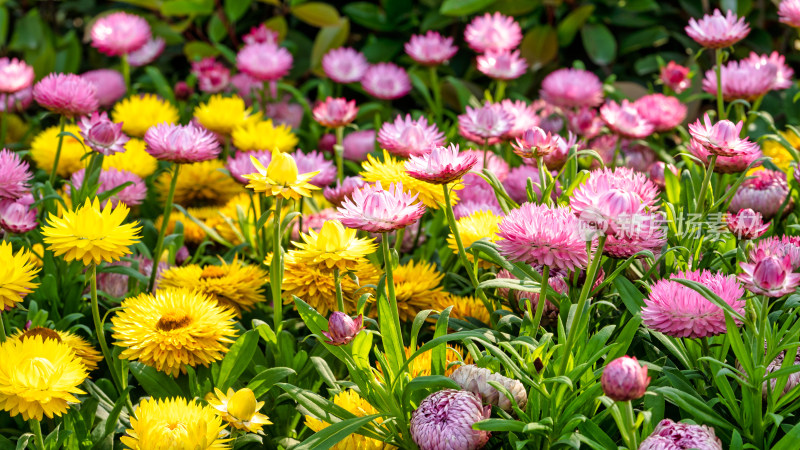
[{"left": 216, "top": 330, "right": 259, "bottom": 391}]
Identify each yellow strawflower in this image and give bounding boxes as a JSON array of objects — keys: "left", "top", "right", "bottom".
[
  {"left": 435, "top": 293, "right": 492, "bottom": 325},
  {"left": 244, "top": 150, "right": 319, "bottom": 200},
  {"left": 447, "top": 209, "right": 502, "bottom": 268},
  {"left": 393, "top": 260, "right": 448, "bottom": 322},
  {"left": 361, "top": 150, "right": 459, "bottom": 209},
  {"left": 112, "top": 94, "right": 179, "bottom": 138},
  {"left": 155, "top": 206, "right": 219, "bottom": 245},
  {"left": 155, "top": 160, "right": 242, "bottom": 207},
  {"left": 292, "top": 220, "right": 377, "bottom": 270},
  {"left": 232, "top": 117, "right": 298, "bottom": 152},
  {"left": 194, "top": 95, "right": 252, "bottom": 136},
  {"left": 9, "top": 327, "right": 103, "bottom": 372},
  {"left": 104, "top": 138, "right": 159, "bottom": 178},
  {"left": 30, "top": 124, "right": 86, "bottom": 177},
  {"left": 121, "top": 397, "right": 230, "bottom": 449},
  {"left": 304, "top": 390, "right": 393, "bottom": 450},
  {"left": 0, "top": 241, "right": 40, "bottom": 310},
  {"left": 207, "top": 387, "right": 272, "bottom": 434}
]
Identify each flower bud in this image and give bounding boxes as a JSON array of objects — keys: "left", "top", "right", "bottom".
[
  {"left": 174, "top": 81, "right": 193, "bottom": 101},
  {"left": 322, "top": 312, "right": 364, "bottom": 346},
  {"left": 726, "top": 208, "right": 769, "bottom": 240},
  {"left": 266, "top": 149, "right": 299, "bottom": 185},
  {"left": 601, "top": 356, "right": 650, "bottom": 402},
  {"left": 227, "top": 388, "right": 258, "bottom": 421}
]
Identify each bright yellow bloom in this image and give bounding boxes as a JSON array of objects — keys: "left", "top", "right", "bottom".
[
  {"left": 762, "top": 137, "right": 795, "bottom": 173},
  {"left": 155, "top": 207, "right": 219, "bottom": 245},
  {"left": 112, "top": 94, "right": 179, "bottom": 138},
  {"left": 304, "top": 390, "right": 393, "bottom": 450},
  {"left": 232, "top": 117, "right": 298, "bottom": 152},
  {"left": 104, "top": 138, "right": 159, "bottom": 178},
  {"left": 121, "top": 397, "right": 230, "bottom": 449},
  {"left": 393, "top": 260, "right": 448, "bottom": 322},
  {"left": 434, "top": 294, "right": 491, "bottom": 325},
  {"left": 244, "top": 150, "right": 319, "bottom": 200},
  {"left": 30, "top": 124, "right": 86, "bottom": 177},
  {"left": 0, "top": 336, "right": 87, "bottom": 421},
  {"left": 293, "top": 220, "right": 377, "bottom": 270},
  {"left": 207, "top": 387, "right": 271, "bottom": 434},
  {"left": 0, "top": 242, "right": 39, "bottom": 310},
  {"left": 9, "top": 327, "right": 103, "bottom": 372},
  {"left": 42, "top": 198, "right": 142, "bottom": 265},
  {"left": 194, "top": 95, "right": 252, "bottom": 136},
  {"left": 404, "top": 345, "right": 471, "bottom": 378},
  {"left": 361, "top": 150, "right": 459, "bottom": 209},
  {"left": 156, "top": 160, "right": 242, "bottom": 207},
  {"left": 158, "top": 259, "right": 268, "bottom": 317},
  {"left": 447, "top": 209, "right": 502, "bottom": 268},
  {"left": 29, "top": 243, "right": 45, "bottom": 268}
]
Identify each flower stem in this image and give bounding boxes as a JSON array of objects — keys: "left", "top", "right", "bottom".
[
  {"left": 443, "top": 184, "right": 476, "bottom": 286},
  {"left": 429, "top": 66, "right": 443, "bottom": 126},
  {"left": 148, "top": 163, "right": 180, "bottom": 292},
  {"left": 48, "top": 115, "right": 67, "bottom": 186},
  {"left": 611, "top": 136, "right": 622, "bottom": 169},
  {"left": 121, "top": 54, "right": 131, "bottom": 92},
  {"left": 0, "top": 312, "right": 6, "bottom": 343},
  {"left": 715, "top": 48, "right": 725, "bottom": 120},
  {"left": 482, "top": 139, "right": 489, "bottom": 169},
  {"left": 494, "top": 80, "right": 507, "bottom": 102},
  {"left": 530, "top": 265, "right": 550, "bottom": 334},
  {"left": 617, "top": 400, "right": 638, "bottom": 449},
  {"left": 334, "top": 126, "right": 344, "bottom": 182},
  {"left": 30, "top": 419, "right": 44, "bottom": 450},
  {"left": 537, "top": 156, "right": 549, "bottom": 205},
  {"left": 696, "top": 154, "right": 717, "bottom": 217},
  {"left": 333, "top": 267, "right": 345, "bottom": 314},
  {"left": 271, "top": 196, "right": 285, "bottom": 332}
]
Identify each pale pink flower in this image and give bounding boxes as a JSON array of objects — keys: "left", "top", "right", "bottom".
[
  {"left": 191, "top": 58, "right": 230, "bottom": 94},
  {"left": 780, "top": 0, "right": 800, "bottom": 28},
  {"left": 322, "top": 312, "right": 364, "bottom": 346},
  {"left": 728, "top": 169, "right": 791, "bottom": 220},
  {"left": 743, "top": 51, "right": 794, "bottom": 90},
  {"left": 503, "top": 165, "right": 560, "bottom": 204},
  {"left": 78, "top": 111, "right": 129, "bottom": 155},
  {"left": 476, "top": 50, "right": 527, "bottom": 80},
  {"left": 405, "top": 31, "right": 458, "bottom": 66},
  {"left": 243, "top": 24, "right": 279, "bottom": 45},
  {"left": 0, "top": 87, "right": 33, "bottom": 113},
  {"left": 601, "top": 356, "right": 650, "bottom": 402},
  {"left": 739, "top": 254, "right": 800, "bottom": 297},
  {"left": 586, "top": 134, "right": 620, "bottom": 168},
  {"left": 144, "top": 123, "right": 221, "bottom": 163},
  {"left": 361, "top": 63, "right": 411, "bottom": 100},
  {"left": 512, "top": 127, "right": 560, "bottom": 159},
  {"left": 687, "top": 139, "right": 762, "bottom": 174},
  {"left": 0, "top": 200, "right": 36, "bottom": 233},
  {"left": 322, "top": 47, "right": 368, "bottom": 84},
  {"left": 749, "top": 236, "right": 800, "bottom": 270},
  {"left": 33, "top": 73, "right": 99, "bottom": 118},
  {"left": 0, "top": 149, "right": 31, "bottom": 200},
  {"left": 226, "top": 150, "right": 271, "bottom": 184},
  {"left": 660, "top": 61, "right": 691, "bottom": 94},
  {"left": 689, "top": 114, "right": 758, "bottom": 158},
  {"left": 127, "top": 36, "right": 165, "bottom": 67},
  {"left": 453, "top": 198, "right": 503, "bottom": 220},
  {"left": 405, "top": 144, "right": 478, "bottom": 184},
  {"left": 290, "top": 208, "right": 338, "bottom": 240},
  {"left": 343, "top": 130, "right": 375, "bottom": 162},
  {"left": 464, "top": 12, "right": 522, "bottom": 53},
  {"left": 337, "top": 181, "right": 426, "bottom": 233},
  {"left": 293, "top": 150, "right": 336, "bottom": 187},
  {"left": 458, "top": 102, "right": 513, "bottom": 142},
  {"left": 642, "top": 270, "right": 745, "bottom": 338},
  {"left": 567, "top": 107, "right": 603, "bottom": 139},
  {"left": 91, "top": 12, "right": 150, "bottom": 56},
  {"left": 410, "top": 390, "right": 491, "bottom": 450},
  {"left": 634, "top": 94, "right": 687, "bottom": 132},
  {"left": 600, "top": 100, "right": 654, "bottom": 139},
  {"left": 501, "top": 100, "right": 540, "bottom": 139},
  {"left": 465, "top": 150, "right": 509, "bottom": 181},
  {"left": 70, "top": 168, "right": 147, "bottom": 207},
  {"left": 540, "top": 68, "right": 604, "bottom": 109},
  {"left": 702, "top": 60, "right": 776, "bottom": 101},
  {"left": 230, "top": 72, "right": 261, "bottom": 103},
  {"left": 603, "top": 211, "right": 666, "bottom": 258},
  {"left": 685, "top": 9, "right": 750, "bottom": 48},
  {"left": 622, "top": 142, "right": 657, "bottom": 173},
  {"left": 323, "top": 176, "right": 366, "bottom": 207},
  {"left": 648, "top": 162, "right": 680, "bottom": 188},
  {"left": 80, "top": 69, "right": 126, "bottom": 108},
  {"left": 448, "top": 365, "right": 528, "bottom": 412},
  {"left": 0, "top": 58, "right": 34, "bottom": 94},
  {"left": 639, "top": 420, "right": 723, "bottom": 450},
  {"left": 312, "top": 97, "right": 358, "bottom": 128},
  {"left": 540, "top": 133, "right": 576, "bottom": 170},
  {"left": 726, "top": 208, "right": 769, "bottom": 239},
  {"left": 237, "top": 43, "right": 293, "bottom": 82},
  {"left": 378, "top": 115, "right": 445, "bottom": 158},
  {"left": 265, "top": 100, "right": 304, "bottom": 129}
]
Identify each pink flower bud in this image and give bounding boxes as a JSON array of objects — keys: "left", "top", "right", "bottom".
[
  {"left": 601, "top": 356, "right": 650, "bottom": 401},
  {"left": 322, "top": 312, "right": 364, "bottom": 346},
  {"left": 726, "top": 208, "right": 769, "bottom": 240}
]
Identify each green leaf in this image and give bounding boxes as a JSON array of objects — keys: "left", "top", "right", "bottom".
[
  {"left": 161, "top": 0, "right": 214, "bottom": 16},
  {"left": 656, "top": 386, "right": 735, "bottom": 431},
  {"left": 520, "top": 26, "right": 558, "bottom": 70},
  {"left": 342, "top": 2, "right": 391, "bottom": 31},
  {"left": 294, "top": 415, "right": 384, "bottom": 450},
  {"left": 144, "top": 66, "right": 177, "bottom": 105},
  {"left": 183, "top": 41, "right": 220, "bottom": 61},
  {"left": 557, "top": 5, "right": 595, "bottom": 47},
  {"left": 292, "top": 2, "right": 342, "bottom": 27},
  {"left": 432, "top": 306, "right": 453, "bottom": 376},
  {"left": 225, "top": 0, "right": 253, "bottom": 21},
  {"left": 0, "top": 7, "right": 8, "bottom": 48},
  {"left": 310, "top": 18, "right": 350, "bottom": 69},
  {"left": 772, "top": 421, "right": 800, "bottom": 450},
  {"left": 440, "top": 0, "right": 496, "bottom": 16},
  {"left": 216, "top": 330, "right": 259, "bottom": 391},
  {"left": 473, "top": 419, "right": 526, "bottom": 432},
  {"left": 619, "top": 26, "right": 669, "bottom": 55},
  {"left": 130, "top": 362, "right": 185, "bottom": 398},
  {"left": 612, "top": 276, "right": 646, "bottom": 315},
  {"left": 265, "top": 16, "right": 288, "bottom": 41},
  {"left": 208, "top": 14, "right": 227, "bottom": 42},
  {"left": 247, "top": 367, "right": 296, "bottom": 399},
  {"left": 581, "top": 23, "right": 617, "bottom": 66}
]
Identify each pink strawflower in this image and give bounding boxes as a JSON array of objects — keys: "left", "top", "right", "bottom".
[
  {"left": 410, "top": 390, "right": 491, "bottom": 450},
  {"left": 743, "top": 51, "right": 794, "bottom": 90},
  {"left": 378, "top": 115, "right": 445, "bottom": 158},
  {"left": 749, "top": 236, "right": 800, "bottom": 270},
  {"left": 343, "top": 130, "right": 375, "bottom": 162},
  {"left": 648, "top": 162, "right": 674, "bottom": 188},
  {"left": 323, "top": 176, "right": 366, "bottom": 207},
  {"left": 321, "top": 312, "right": 364, "bottom": 346},
  {"left": 634, "top": 94, "right": 687, "bottom": 132},
  {"left": 33, "top": 73, "right": 99, "bottom": 118},
  {"left": 454, "top": 198, "right": 503, "bottom": 220},
  {"left": 243, "top": 24, "right": 279, "bottom": 45},
  {"left": 540, "top": 68, "right": 604, "bottom": 109},
  {"left": 337, "top": 181, "right": 426, "bottom": 233},
  {"left": 70, "top": 168, "right": 147, "bottom": 207},
  {"left": 728, "top": 169, "right": 791, "bottom": 220},
  {"left": 0, "top": 149, "right": 31, "bottom": 200},
  {"left": 476, "top": 49, "right": 527, "bottom": 80},
  {"left": 405, "top": 31, "right": 458, "bottom": 66},
  {"left": 689, "top": 114, "right": 758, "bottom": 158},
  {"left": 318, "top": 133, "right": 336, "bottom": 153},
  {"left": 739, "top": 253, "right": 800, "bottom": 297},
  {"left": 512, "top": 127, "right": 560, "bottom": 159},
  {"left": 702, "top": 59, "right": 778, "bottom": 101},
  {"left": 503, "top": 165, "right": 560, "bottom": 204},
  {"left": 230, "top": 72, "right": 261, "bottom": 103},
  {"left": 660, "top": 61, "right": 691, "bottom": 94},
  {"left": 265, "top": 100, "right": 304, "bottom": 129},
  {"left": 601, "top": 356, "right": 650, "bottom": 402},
  {"left": 465, "top": 150, "right": 510, "bottom": 181},
  {"left": 312, "top": 97, "right": 358, "bottom": 128},
  {"left": 226, "top": 150, "right": 272, "bottom": 184},
  {"left": 191, "top": 58, "right": 230, "bottom": 94},
  {"left": 600, "top": 100, "right": 654, "bottom": 139},
  {"left": 293, "top": 150, "right": 336, "bottom": 187},
  {"left": 361, "top": 63, "right": 411, "bottom": 100},
  {"left": 501, "top": 100, "right": 540, "bottom": 139},
  {"left": 726, "top": 208, "right": 769, "bottom": 239},
  {"left": 780, "top": 0, "right": 800, "bottom": 28},
  {"left": 642, "top": 270, "right": 745, "bottom": 338},
  {"left": 144, "top": 123, "right": 221, "bottom": 163},
  {"left": 322, "top": 47, "right": 368, "bottom": 84},
  {"left": 603, "top": 211, "right": 666, "bottom": 258},
  {"left": 0, "top": 87, "right": 33, "bottom": 113},
  {"left": 685, "top": 9, "right": 750, "bottom": 48},
  {"left": 0, "top": 58, "right": 34, "bottom": 94},
  {"left": 567, "top": 107, "right": 603, "bottom": 139},
  {"left": 639, "top": 420, "right": 723, "bottom": 450},
  {"left": 236, "top": 43, "right": 293, "bottom": 82},
  {"left": 497, "top": 202, "right": 593, "bottom": 272},
  {"left": 687, "top": 139, "right": 762, "bottom": 174},
  {"left": 586, "top": 134, "right": 620, "bottom": 168},
  {"left": 78, "top": 111, "right": 129, "bottom": 155},
  {"left": 80, "top": 69, "right": 126, "bottom": 108},
  {"left": 91, "top": 12, "right": 150, "bottom": 56},
  {"left": 622, "top": 142, "right": 657, "bottom": 173},
  {"left": 405, "top": 144, "right": 478, "bottom": 184},
  {"left": 127, "top": 36, "right": 165, "bottom": 67},
  {"left": 458, "top": 102, "right": 513, "bottom": 143},
  {"left": 0, "top": 200, "right": 36, "bottom": 233},
  {"left": 464, "top": 12, "right": 522, "bottom": 53},
  {"left": 535, "top": 100, "right": 565, "bottom": 134},
  {"left": 571, "top": 167, "right": 660, "bottom": 216},
  {"left": 540, "top": 133, "right": 576, "bottom": 170}
]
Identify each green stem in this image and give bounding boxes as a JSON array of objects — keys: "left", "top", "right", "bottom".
[
  {"left": 394, "top": 228, "right": 405, "bottom": 253},
  {"left": 696, "top": 154, "right": 717, "bottom": 217},
  {"left": 222, "top": 138, "right": 231, "bottom": 161},
  {"left": 0, "top": 105, "right": 7, "bottom": 148},
  {"left": 619, "top": 401, "right": 638, "bottom": 449},
  {"left": 429, "top": 66, "right": 443, "bottom": 125},
  {"left": 0, "top": 311, "right": 6, "bottom": 343},
  {"left": 611, "top": 136, "right": 622, "bottom": 169},
  {"left": 381, "top": 232, "right": 406, "bottom": 376},
  {"left": 482, "top": 139, "right": 489, "bottom": 169},
  {"left": 530, "top": 265, "right": 550, "bottom": 334},
  {"left": 334, "top": 267, "right": 344, "bottom": 313},
  {"left": 537, "top": 156, "right": 549, "bottom": 205},
  {"left": 271, "top": 196, "right": 285, "bottom": 332},
  {"left": 334, "top": 126, "right": 344, "bottom": 182},
  {"left": 48, "top": 115, "right": 67, "bottom": 186},
  {"left": 494, "top": 80, "right": 507, "bottom": 102},
  {"left": 715, "top": 48, "right": 725, "bottom": 120},
  {"left": 148, "top": 164, "right": 180, "bottom": 292},
  {"left": 30, "top": 419, "right": 44, "bottom": 450},
  {"left": 444, "top": 185, "right": 477, "bottom": 286},
  {"left": 121, "top": 54, "right": 131, "bottom": 91}
]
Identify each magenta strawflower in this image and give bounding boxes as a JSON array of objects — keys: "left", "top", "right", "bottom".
[
  {"left": 0, "top": 58, "right": 34, "bottom": 94},
  {"left": 405, "top": 31, "right": 458, "bottom": 66},
  {"left": 600, "top": 100, "right": 654, "bottom": 139},
  {"left": 323, "top": 176, "right": 366, "bottom": 207},
  {"left": 293, "top": 150, "right": 336, "bottom": 188},
  {"left": 312, "top": 97, "right": 358, "bottom": 128},
  {"left": 648, "top": 162, "right": 670, "bottom": 188},
  {"left": 586, "top": 134, "right": 620, "bottom": 168},
  {"left": 78, "top": 111, "right": 129, "bottom": 156},
  {"left": 702, "top": 59, "right": 781, "bottom": 101},
  {"left": 601, "top": 356, "right": 650, "bottom": 402},
  {"left": 540, "top": 133, "right": 576, "bottom": 170},
  {"left": 501, "top": 100, "right": 540, "bottom": 139},
  {"left": 728, "top": 169, "right": 790, "bottom": 220},
  {"left": 127, "top": 36, "right": 165, "bottom": 67},
  {"left": 321, "top": 312, "right": 364, "bottom": 346},
  {"left": 342, "top": 130, "right": 375, "bottom": 161},
  {"left": 243, "top": 24, "right": 279, "bottom": 45},
  {"left": 410, "top": 389, "right": 491, "bottom": 450},
  {"left": 570, "top": 167, "right": 660, "bottom": 215},
  {"left": 497, "top": 203, "right": 593, "bottom": 272},
  {"left": 0, "top": 149, "right": 31, "bottom": 201},
  {"left": 322, "top": 47, "right": 368, "bottom": 84},
  {"left": 687, "top": 139, "right": 762, "bottom": 174},
  {"left": 70, "top": 168, "right": 147, "bottom": 207},
  {"left": 361, "top": 63, "right": 411, "bottom": 100},
  {"left": 144, "top": 123, "right": 221, "bottom": 163},
  {"left": 0, "top": 200, "right": 36, "bottom": 234},
  {"left": 80, "top": 69, "right": 126, "bottom": 108},
  {"left": 378, "top": 114, "right": 445, "bottom": 158},
  {"left": 739, "top": 254, "right": 800, "bottom": 297},
  {"left": 642, "top": 270, "right": 745, "bottom": 338},
  {"left": 567, "top": 107, "right": 603, "bottom": 139},
  {"left": 503, "top": 165, "right": 560, "bottom": 204},
  {"left": 265, "top": 99, "right": 304, "bottom": 129},
  {"left": 464, "top": 12, "right": 522, "bottom": 53},
  {"left": 540, "top": 68, "right": 604, "bottom": 109},
  {"left": 476, "top": 50, "right": 527, "bottom": 80},
  {"left": 603, "top": 211, "right": 666, "bottom": 258},
  {"left": 0, "top": 87, "right": 32, "bottom": 113},
  {"left": 512, "top": 127, "right": 560, "bottom": 159},
  {"left": 227, "top": 150, "right": 272, "bottom": 184},
  {"left": 780, "top": 0, "right": 800, "bottom": 27},
  {"left": 405, "top": 144, "right": 478, "bottom": 184},
  {"left": 622, "top": 142, "right": 657, "bottom": 173},
  {"left": 337, "top": 181, "right": 426, "bottom": 233},
  {"left": 639, "top": 420, "right": 723, "bottom": 450},
  {"left": 685, "top": 9, "right": 750, "bottom": 48},
  {"left": 749, "top": 236, "right": 800, "bottom": 270},
  {"left": 634, "top": 94, "right": 687, "bottom": 132},
  {"left": 660, "top": 61, "right": 691, "bottom": 94},
  {"left": 458, "top": 102, "right": 513, "bottom": 143},
  {"left": 726, "top": 208, "right": 769, "bottom": 239},
  {"left": 33, "top": 73, "right": 99, "bottom": 118},
  {"left": 191, "top": 57, "right": 230, "bottom": 94},
  {"left": 689, "top": 114, "right": 758, "bottom": 158},
  {"left": 237, "top": 43, "right": 293, "bottom": 82},
  {"left": 90, "top": 12, "right": 150, "bottom": 56},
  {"left": 743, "top": 51, "right": 794, "bottom": 90}
]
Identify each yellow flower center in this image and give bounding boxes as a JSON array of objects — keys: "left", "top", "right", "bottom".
[
  {"left": 21, "top": 327, "right": 62, "bottom": 343},
  {"left": 266, "top": 150, "right": 298, "bottom": 185},
  {"left": 156, "top": 311, "right": 192, "bottom": 331},
  {"left": 227, "top": 388, "right": 257, "bottom": 420},
  {"left": 316, "top": 220, "right": 351, "bottom": 253},
  {"left": 26, "top": 357, "right": 56, "bottom": 380},
  {"left": 200, "top": 266, "right": 226, "bottom": 279}
]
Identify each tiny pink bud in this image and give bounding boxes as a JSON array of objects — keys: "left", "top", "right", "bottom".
[
  {"left": 601, "top": 356, "right": 650, "bottom": 402},
  {"left": 174, "top": 81, "right": 193, "bottom": 100},
  {"left": 726, "top": 208, "right": 769, "bottom": 240},
  {"left": 322, "top": 312, "right": 364, "bottom": 346},
  {"left": 753, "top": 256, "right": 788, "bottom": 292}
]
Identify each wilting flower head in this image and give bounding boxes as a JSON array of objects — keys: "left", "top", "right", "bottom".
[
  {"left": 567, "top": 106, "right": 602, "bottom": 139},
  {"left": 501, "top": 100, "right": 540, "bottom": 139},
  {"left": 601, "top": 356, "right": 650, "bottom": 402},
  {"left": 90, "top": 12, "right": 150, "bottom": 56},
  {"left": 243, "top": 24, "right": 279, "bottom": 45},
  {"left": 144, "top": 123, "right": 221, "bottom": 163},
  {"left": 780, "top": 0, "right": 800, "bottom": 27},
  {"left": 449, "top": 364, "right": 527, "bottom": 412},
  {"left": 512, "top": 127, "right": 560, "bottom": 159},
  {"left": 244, "top": 149, "right": 319, "bottom": 200},
  {"left": 640, "top": 419, "right": 723, "bottom": 450},
  {"left": 237, "top": 42, "right": 293, "bottom": 82},
  {"left": 459, "top": 102, "right": 513, "bottom": 142},
  {"left": 0, "top": 201, "right": 37, "bottom": 233},
  {"left": 378, "top": 114, "right": 445, "bottom": 158},
  {"left": 127, "top": 36, "right": 165, "bottom": 67},
  {"left": 208, "top": 387, "right": 271, "bottom": 434},
  {"left": 191, "top": 57, "right": 230, "bottom": 94},
  {"left": 405, "top": 144, "right": 478, "bottom": 184},
  {"left": 0, "top": 149, "right": 31, "bottom": 200},
  {"left": 729, "top": 169, "right": 791, "bottom": 220},
  {"left": 70, "top": 168, "right": 147, "bottom": 207},
  {"left": 80, "top": 69, "right": 126, "bottom": 108},
  {"left": 323, "top": 176, "right": 366, "bottom": 206},
  {"left": 343, "top": 129, "right": 376, "bottom": 161},
  {"left": 739, "top": 252, "right": 800, "bottom": 297},
  {"left": 540, "top": 68, "right": 604, "bottom": 109},
  {"left": 634, "top": 94, "right": 687, "bottom": 132},
  {"left": 337, "top": 181, "right": 426, "bottom": 233},
  {"left": 685, "top": 9, "right": 750, "bottom": 48},
  {"left": 312, "top": 97, "right": 358, "bottom": 128},
  {"left": 660, "top": 61, "right": 691, "bottom": 94},
  {"left": 477, "top": 50, "right": 527, "bottom": 80},
  {"left": 121, "top": 397, "right": 229, "bottom": 449},
  {"left": 464, "top": 12, "right": 522, "bottom": 53},
  {"left": 689, "top": 114, "right": 758, "bottom": 158},
  {"left": 361, "top": 63, "right": 411, "bottom": 100},
  {"left": 0, "top": 58, "right": 34, "bottom": 94},
  {"left": 226, "top": 150, "right": 271, "bottom": 184},
  {"left": 642, "top": 270, "right": 745, "bottom": 338},
  {"left": 292, "top": 150, "right": 336, "bottom": 187},
  {"left": 406, "top": 31, "right": 458, "bottom": 66},
  {"left": 688, "top": 139, "right": 762, "bottom": 174},
  {"left": 703, "top": 59, "right": 778, "bottom": 101},
  {"left": 726, "top": 208, "right": 769, "bottom": 239},
  {"left": 322, "top": 312, "right": 364, "bottom": 346},
  {"left": 410, "top": 389, "right": 491, "bottom": 450},
  {"left": 322, "top": 47, "right": 368, "bottom": 84},
  {"left": 600, "top": 100, "right": 654, "bottom": 139},
  {"left": 78, "top": 111, "right": 129, "bottom": 155},
  {"left": 33, "top": 73, "right": 99, "bottom": 118}
]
